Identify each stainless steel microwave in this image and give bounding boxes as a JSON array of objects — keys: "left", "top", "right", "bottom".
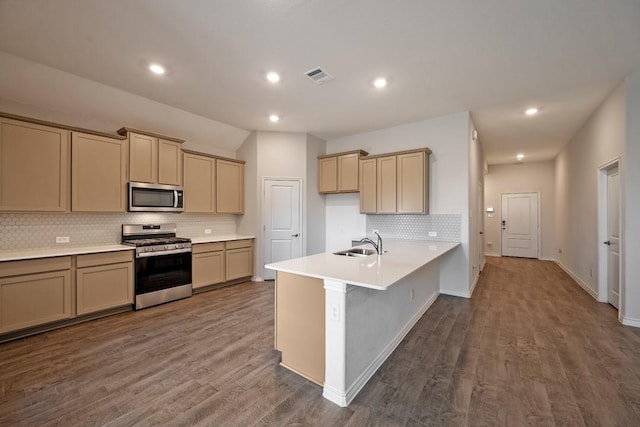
[{"left": 128, "top": 182, "right": 184, "bottom": 212}]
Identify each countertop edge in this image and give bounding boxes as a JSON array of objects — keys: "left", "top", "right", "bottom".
[
  {"left": 0, "top": 245, "right": 134, "bottom": 262},
  {"left": 189, "top": 235, "right": 255, "bottom": 244}
]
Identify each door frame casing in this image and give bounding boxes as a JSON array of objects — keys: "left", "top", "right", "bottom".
[
  {"left": 261, "top": 177, "right": 304, "bottom": 281},
  {"left": 597, "top": 158, "right": 622, "bottom": 308},
  {"left": 499, "top": 191, "right": 541, "bottom": 259}
]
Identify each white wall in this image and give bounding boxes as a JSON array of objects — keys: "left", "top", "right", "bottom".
[
  {"left": 0, "top": 51, "right": 248, "bottom": 158},
  {"left": 326, "top": 112, "right": 472, "bottom": 296},
  {"left": 238, "top": 131, "right": 326, "bottom": 280},
  {"left": 306, "top": 134, "right": 327, "bottom": 255},
  {"left": 623, "top": 73, "right": 640, "bottom": 325},
  {"left": 555, "top": 83, "right": 626, "bottom": 298},
  {"left": 485, "top": 161, "right": 556, "bottom": 259},
  {"left": 468, "top": 117, "right": 485, "bottom": 292}
]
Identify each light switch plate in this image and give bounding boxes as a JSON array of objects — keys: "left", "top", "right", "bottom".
[
  {"left": 56, "top": 236, "right": 70, "bottom": 244},
  {"left": 204, "top": 229, "right": 212, "bottom": 234},
  {"left": 428, "top": 231, "right": 437, "bottom": 237}
]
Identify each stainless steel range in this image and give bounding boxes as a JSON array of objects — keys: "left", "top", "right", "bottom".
[{"left": 122, "top": 223, "right": 192, "bottom": 310}]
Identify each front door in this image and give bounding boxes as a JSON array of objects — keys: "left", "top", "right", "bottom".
[
  {"left": 606, "top": 167, "right": 620, "bottom": 308},
  {"left": 263, "top": 179, "right": 302, "bottom": 280},
  {"left": 501, "top": 192, "right": 539, "bottom": 258}
]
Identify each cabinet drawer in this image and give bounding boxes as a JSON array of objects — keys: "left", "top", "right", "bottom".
[
  {"left": 76, "top": 251, "right": 133, "bottom": 268},
  {"left": 0, "top": 256, "right": 72, "bottom": 278},
  {"left": 192, "top": 242, "right": 225, "bottom": 254},
  {"left": 225, "top": 239, "right": 253, "bottom": 250}
]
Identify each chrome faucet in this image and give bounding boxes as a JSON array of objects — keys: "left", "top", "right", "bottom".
[{"left": 360, "top": 231, "right": 383, "bottom": 255}]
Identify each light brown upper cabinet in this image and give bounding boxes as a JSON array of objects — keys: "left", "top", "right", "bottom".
[
  {"left": 183, "top": 152, "right": 216, "bottom": 213},
  {"left": 216, "top": 159, "right": 245, "bottom": 214},
  {"left": 359, "top": 158, "right": 377, "bottom": 214},
  {"left": 118, "top": 128, "right": 184, "bottom": 186},
  {"left": 0, "top": 117, "right": 70, "bottom": 212},
  {"left": 72, "top": 132, "right": 128, "bottom": 212},
  {"left": 182, "top": 149, "right": 245, "bottom": 215},
  {"left": 377, "top": 155, "right": 398, "bottom": 213},
  {"left": 318, "top": 150, "right": 369, "bottom": 194},
  {"left": 359, "top": 148, "right": 431, "bottom": 214}
]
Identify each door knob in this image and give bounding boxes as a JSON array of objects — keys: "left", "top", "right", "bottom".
[
  {"left": 604, "top": 241, "right": 611, "bottom": 245},
  {"left": 292, "top": 233, "right": 299, "bottom": 237}
]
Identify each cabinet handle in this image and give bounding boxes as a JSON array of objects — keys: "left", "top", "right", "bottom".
[
  {"left": 291, "top": 234, "right": 300, "bottom": 237},
  {"left": 604, "top": 241, "right": 611, "bottom": 245}
]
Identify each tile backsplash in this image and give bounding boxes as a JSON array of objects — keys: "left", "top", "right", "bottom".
[
  {"left": 0, "top": 212, "right": 237, "bottom": 250},
  {"left": 367, "top": 214, "right": 461, "bottom": 242}
]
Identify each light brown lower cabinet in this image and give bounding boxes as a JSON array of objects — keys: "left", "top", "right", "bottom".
[
  {"left": 0, "top": 257, "right": 73, "bottom": 334},
  {"left": 192, "top": 242, "right": 225, "bottom": 289},
  {"left": 225, "top": 239, "right": 253, "bottom": 281},
  {"left": 76, "top": 251, "right": 133, "bottom": 316}
]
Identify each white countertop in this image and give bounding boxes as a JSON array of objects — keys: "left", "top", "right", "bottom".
[
  {"left": 190, "top": 234, "right": 255, "bottom": 244},
  {"left": 0, "top": 235, "right": 255, "bottom": 262},
  {"left": 0, "top": 244, "right": 134, "bottom": 262},
  {"left": 265, "top": 240, "right": 459, "bottom": 290}
]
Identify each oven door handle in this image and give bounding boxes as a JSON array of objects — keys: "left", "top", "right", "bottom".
[{"left": 136, "top": 248, "right": 192, "bottom": 258}]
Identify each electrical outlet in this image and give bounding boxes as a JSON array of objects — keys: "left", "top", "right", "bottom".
[
  {"left": 56, "top": 236, "right": 70, "bottom": 244},
  {"left": 487, "top": 241, "right": 493, "bottom": 246},
  {"left": 410, "top": 289, "right": 415, "bottom": 301},
  {"left": 204, "top": 229, "right": 212, "bottom": 235},
  {"left": 429, "top": 231, "right": 437, "bottom": 237},
  {"left": 331, "top": 305, "right": 340, "bottom": 321}
]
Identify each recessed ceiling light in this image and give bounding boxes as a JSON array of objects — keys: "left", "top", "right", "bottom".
[
  {"left": 525, "top": 107, "right": 538, "bottom": 116},
  {"left": 516, "top": 153, "right": 525, "bottom": 161},
  {"left": 373, "top": 77, "right": 387, "bottom": 89},
  {"left": 266, "top": 71, "right": 280, "bottom": 83},
  {"left": 149, "top": 63, "right": 166, "bottom": 75},
  {"left": 269, "top": 114, "right": 280, "bottom": 123}
]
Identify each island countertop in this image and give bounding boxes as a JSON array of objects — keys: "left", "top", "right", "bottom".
[{"left": 265, "top": 240, "right": 459, "bottom": 290}]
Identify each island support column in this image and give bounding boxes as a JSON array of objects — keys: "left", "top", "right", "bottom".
[{"left": 322, "top": 279, "right": 349, "bottom": 407}]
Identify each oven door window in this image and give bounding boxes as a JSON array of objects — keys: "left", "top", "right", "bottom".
[{"left": 135, "top": 252, "right": 192, "bottom": 295}]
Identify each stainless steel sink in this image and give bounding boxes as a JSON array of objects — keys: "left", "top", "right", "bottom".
[{"left": 333, "top": 248, "right": 377, "bottom": 257}]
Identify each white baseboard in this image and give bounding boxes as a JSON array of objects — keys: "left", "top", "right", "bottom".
[
  {"left": 555, "top": 260, "right": 600, "bottom": 301},
  {"left": 485, "top": 252, "right": 500, "bottom": 257},
  {"left": 539, "top": 257, "right": 557, "bottom": 262},
  {"left": 440, "top": 289, "right": 470, "bottom": 298},
  {"left": 341, "top": 292, "right": 439, "bottom": 406},
  {"left": 252, "top": 275, "right": 264, "bottom": 282},
  {"left": 481, "top": 258, "right": 486, "bottom": 271},
  {"left": 621, "top": 316, "right": 640, "bottom": 328},
  {"left": 469, "top": 272, "right": 479, "bottom": 297}
]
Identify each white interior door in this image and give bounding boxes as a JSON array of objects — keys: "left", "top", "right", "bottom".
[
  {"left": 501, "top": 193, "right": 539, "bottom": 258},
  {"left": 263, "top": 179, "right": 302, "bottom": 280},
  {"left": 606, "top": 167, "right": 620, "bottom": 308}
]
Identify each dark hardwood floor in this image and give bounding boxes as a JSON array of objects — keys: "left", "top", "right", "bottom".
[{"left": 1, "top": 257, "right": 640, "bottom": 426}]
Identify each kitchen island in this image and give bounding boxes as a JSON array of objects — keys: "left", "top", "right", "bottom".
[{"left": 265, "top": 240, "right": 459, "bottom": 407}]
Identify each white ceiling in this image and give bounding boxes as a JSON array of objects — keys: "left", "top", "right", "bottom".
[{"left": 0, "top": 0, "right": 639, "bottom": 164}]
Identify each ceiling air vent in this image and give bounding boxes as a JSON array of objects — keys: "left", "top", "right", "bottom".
[{"left": 304, "top": 67, "right": 334, "bottom": 85}]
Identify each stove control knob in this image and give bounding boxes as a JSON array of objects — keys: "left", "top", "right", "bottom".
[
  {"left": 165, "top": 245, "right": 170, "bottom": 250},
  {"left": 177, "top": 244, "right": 183, "bottom": 249},
  {"left": 148, "top": 247, "right": 155, "bottom": 252}
]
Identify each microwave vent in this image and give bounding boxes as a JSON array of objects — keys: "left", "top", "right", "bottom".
[{"left": 304, "top": 67, "right": 334, "bottom": 85}]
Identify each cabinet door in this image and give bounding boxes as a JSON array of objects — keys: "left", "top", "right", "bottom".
[
  {"left": 183, "top": 153, "right": 216, "bottom": 213},
  {"left": 318, "top": 157, "right": 337, "bottom": 193},
  {"left": 72, "top": 133, "right": 127, "bottom": 212},
  {"left": 216, "top": 159, "right": 244, "bottom": 214},
  {"left": 193, "top": 251, "right": 225, "bottom": 289},
  {"left": 377, "top": 156, "right": 397, "bottom": 213},
  {"left": 76, "top": 262, "right": 133, "bottom": 315},
  {"left": 0, "top": 270, "right": 72, "bottom": 333},
  {"left": 129, "top": 133, "right": 158, "bottom": 183},
  {"left": 158, "top": 139, "right": 182, "bottom": 185},
  {"left": 0, "top": 118, "right": 70, "bottom": 212},
  {"left": 225, "top": 247, "right": 253, "bottom": 281},
  {"left": 397, "top": 151, "right": 427, "bottom": 214},
  {"left": 359, "top": 158, "right": 377, "bottom": 213},
  {"left": 337, "top": 153, "right": 360, "bottom": 192}
]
